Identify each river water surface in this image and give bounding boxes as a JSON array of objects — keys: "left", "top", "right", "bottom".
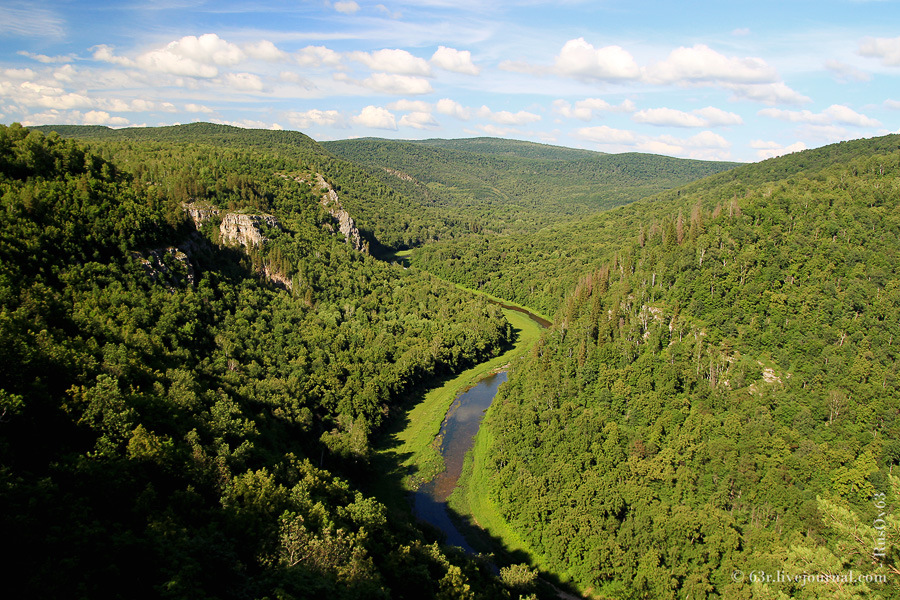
[{"left": 411, "top": 301, "right": 548, "bottom": 551}]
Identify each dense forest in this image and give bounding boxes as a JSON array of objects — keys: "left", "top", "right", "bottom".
[
  {"left": 6, "top": 121, "right": 899, "bottom": 600},
  {"left": 323, "top": 137, "right": 735, "bottom": 235},
  {"left": 0, "top": 123, "right": 532, "bottom": 599},
  {"left": 473, "top": 135, "right": 900, "bottom": 598}
]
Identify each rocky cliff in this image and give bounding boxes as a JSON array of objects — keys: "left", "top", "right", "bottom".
[
  {"left": 218, "top": 213, "right": 279, "bottom": 248},
  {"left": 315, "top": 174, "right": 368, "bottom": 254}
]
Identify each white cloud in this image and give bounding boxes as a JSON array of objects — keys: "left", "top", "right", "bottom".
[
  {"left": 132, "top": 34, "right": 245, "bottom": 79},
  {"left": 638, "top": 131, "right": 731, "bottom": 160},
  {"left": 387, "top": 99, "right": 431, "bottom": 112},
  {"left": 645, "top": 44, "right": 777, "bottom": 84},
  {"left": 693, "top": 106, "right": 744, "bottom": 126},
  {"left": 431, "top": 46, "right": 480, "bottom": 75},
  {"left": 285, "top": 109, "right": 347, "bottom": 129},
  {"left": 725, "top": 82, "right": 810, "bottom": 105},
  {"left": 185, "top": 103, "right": 215, "bottom": 114},
  {"left": 554, "top": 38, "right": 640, "bottom": 81},
  {"left": 400, "top": 111, "right": 439, "bottom": 129},
  {"left": 244, "top": 40, "right": 287, "bottom": 62},
  {"left": 352, "top": 105, "right": 397, "bottom": 129},
  {"left": 632, "top": 106, "right": 742, "bottom": 128},
  {"left": 751, "top": 139, "right": 807, "bottom": 159},
  {"left": 17, "top": 50, "right": 74, "bottom": 64},
  {"left": 553, "top": 98, "right": 635, "bottom": 121},
  {"left": 213, "top": 118, "right": 282, "bottom": 130},
  {"left": 825, "top": 59, "right": 871, "bottom": 82},
  {"left": 477, "top": 105, "right": 541, "bottom": 125},
  {"left": 279, "top": 71, "right": 313, "bottom": 87},
  {"left": 859, "top": 36, "right": 900, "bottom": 66},
  {"left": 885, "top": 99, "right": 900, "bottom": 110},
  {"left": 349, "top": 49, "right": 431, "bottom": 75},
  {"left": 223, "top": 72, "right": 265, "bottom": 92},
  {"left": 353, "top": 72, "right": 433, "bottom": 95},
  {"left": 83, "top": 110, "right": 129, "bottom": 126},
  {"left": 574, "top": 125, "right": 637, "bottom": 145},
  {"left": 334, "top": 1, "right": 360, "bottom": 14},
  {"left": 633, "top": 107, "right": 705, "bottom": 127},
  {"left": 435, "top": 98, "right": 471, "bottom": 120},
  {"left": 295, "top": 46, "right": 342, "bottom": 68},
  {"left": 3, "top": 68, "right": 37, "bottom": 80},
  {"left": 732, "top": 28, "right": 751, "bottom": 36},
  {"left": 92, "top": 44, "right": 133, "bottom": 67},
  {"left": 759, "top": 104, "right": 880, "bottom": 127}
]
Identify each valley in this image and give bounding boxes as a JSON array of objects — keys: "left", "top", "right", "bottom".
[{"left": 2, "top": 122, "right": 898, "bottom": 600}]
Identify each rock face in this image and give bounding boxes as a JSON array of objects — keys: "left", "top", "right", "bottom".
[
  {"left": 183, "top": 203, "right": 220, "bottom": 229},
  {"left": 316, "top": 174, "right": 369, "bottom": 254},
  {"left": 219, "top": 213, "right": 279, "bottom": 248}
]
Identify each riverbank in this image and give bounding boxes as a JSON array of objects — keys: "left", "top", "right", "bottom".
[{"left": 371, "top": 306, "right": 542, "bottom": 514}]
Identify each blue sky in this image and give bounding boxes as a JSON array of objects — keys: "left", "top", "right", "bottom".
[{"left": 1, "top": 0, "right": 898, "bottom": 161}]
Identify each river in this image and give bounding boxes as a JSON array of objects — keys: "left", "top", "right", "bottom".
[{"left": 411, "top": 304, "right": 548, "bottom": 552}]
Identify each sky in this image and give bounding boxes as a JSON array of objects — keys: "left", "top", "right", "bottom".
[{"left": 1, "top": 0, "right": 899, "bottom": 162}]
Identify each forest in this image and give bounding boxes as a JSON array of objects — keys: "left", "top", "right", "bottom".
[
  {"left": 0, "top": 123, "right": 526, "bottom": 599},
  {"left": 3, "top": 121, "right": 898, "bottom": 599}
]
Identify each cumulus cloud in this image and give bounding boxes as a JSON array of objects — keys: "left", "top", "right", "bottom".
[
  {"left": 751, "top": 139, "right": 807, "bottom": 159},
  {"left": 295, "top": 46, "right": 342, "bottom": 68},
  {"left": 553, "top": 98, "right": 635, "bottom": 121},
  {"left": 574, "top": 125, "right": 637, "bottom": 145},
  {"left": 285, "top": 108, "right": 347, "bottom": 129},
  {"left": 223, "top": 72, "right": 265, "bottom": 92},
  {"left": 633, "top": 107, "right": 705, "bottom": 127},
  {"left": 632, "top": 105, "right": 743, "bottom": 127},
  {"left": 83, "top": 110, "right": 129, "bottom": 126},
  {"left": 351, "top": 105, "right": 397, "bottom": 129},
  {"left": 387, "top": 99, "right": 431, "bottom": 112},
  {"left": 477, "top": 105, "right": 541, "bottom": 125},
  {"left": 346, "top": 72, "right": 433, "bottom": 95},
  {"left": 859, "top": 36, "right": 900, "bottom": 66},
  {"left": 435, "top": 98, "right": 471, "bottom": 120},
  {"left": 334, "top": 1, "right": 360, "bottom": 14},
  {"left": 134, "top": 34, "right": 244, "bottom": 78},
  {"left": 554, "top": 38, "right": 641, "bottom": 81},
  {"left": 244, "top": 40, "right": 287, "bottom": 62},
  {"left": 348, "top": 48, "right": 431, "bottom": 75},
  {"left": 431, "top": 46, "right": 480, "bottom": 75},
  {"left": 644, "top": 44, "right": 777, "bottom": 84},
  {"left": 759, "top": 104, "right": 880, "bottom": 127},
  {"left": 400, "top": 111, "right": 439, "bottom": 129}
]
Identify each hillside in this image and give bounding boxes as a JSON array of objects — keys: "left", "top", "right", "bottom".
[
  {"left": 411, "top": 134, "right": 900, "bottom": 317},
  {"left": 0, "top": 123, "right": 527, "bottom": 599},
  {"left": 323, "top": 137, "right": 737, "bottom": 234},
  {"left": 468, "top": 134, "right": 900, "bottom": 598}
]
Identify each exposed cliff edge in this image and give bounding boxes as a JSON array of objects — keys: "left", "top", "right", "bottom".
[
  {"left": 315, "top": 174, "right": 369, "bottom": 254},
  {"left": 182, "top": 202, "right": 291, "bottom": 290}
]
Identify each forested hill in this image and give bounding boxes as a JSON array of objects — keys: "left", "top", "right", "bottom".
[
  {"left": 412, "top": 134, "right": 900, "bottom": 317},
  {"left": 322, "top": 137, "right": 737, "bottom": 232},
  {"left": 0, "top": 123, "right": 530, "bottom": 599},
  {"left": 31, "top": 122, "right": 465, "bottom": 251},
  {"left": 476, "top": 134, "right": 900, "bottom": 598}
]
